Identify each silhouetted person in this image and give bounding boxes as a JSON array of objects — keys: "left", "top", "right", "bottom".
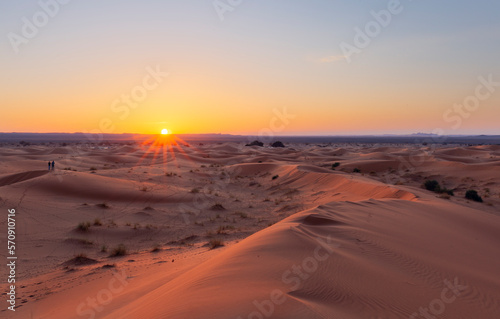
[
  {"left": 48, "top": 161, "right": 51, "bottom": 171},
  {"left": 51, "top": 161, "right": 55, "bottom": 171}
]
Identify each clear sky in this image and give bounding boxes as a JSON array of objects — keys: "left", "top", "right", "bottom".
[{"left": 1, "top": 0, "right": 499, "bottom": 135}]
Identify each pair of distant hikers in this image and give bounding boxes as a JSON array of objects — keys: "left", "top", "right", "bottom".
[{"left": 48, "top": 161, "right": 55, "bottom": 171}]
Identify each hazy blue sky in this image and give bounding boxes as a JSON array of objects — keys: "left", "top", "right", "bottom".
[{"left": 1, "top": 0, "right": 499, "bottom": 135}]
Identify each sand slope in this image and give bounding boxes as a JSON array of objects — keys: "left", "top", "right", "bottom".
[{"left": 103, "top": 199, "right": 500, "bottom": 319}]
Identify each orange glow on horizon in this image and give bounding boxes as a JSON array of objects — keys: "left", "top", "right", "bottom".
[{"left": 134, "top": 133, "right": 197, "bottom": 175}]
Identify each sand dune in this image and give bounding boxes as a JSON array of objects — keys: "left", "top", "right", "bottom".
[
  {"left": 104, "top": 199, "right": 500, "bottom": 319},
  {"left": 1, "top": 142, "right": 499, "bottom": 318},
  {"left": 0, "top": 170, "right": 49, "bottom": 187}
]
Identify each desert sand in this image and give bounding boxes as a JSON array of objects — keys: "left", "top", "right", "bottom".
[{"left": 1, "top": 140, "right": 499, "bottom": 318}]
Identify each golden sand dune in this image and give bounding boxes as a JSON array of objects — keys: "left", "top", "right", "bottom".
[
  {"left": 1, "top": 142, "right": 499, "bottom": 319},
  {"left": 104, "top": 199, "right": 500, "bottom": 319}
]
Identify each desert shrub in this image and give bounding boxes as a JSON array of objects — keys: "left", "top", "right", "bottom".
[
  {"left": 96, "top": 202, "right": 110, "bottom": 209},
  {"left": 93, "top": 218, "right": 102, "bottom": 226},
  {"left": 235, "top": 211, "right": 248, "bottom": 219},
  {"left": 109, "top": 244, "right": 127, "bottom": 257},
  {"left": 424, "top": 180, "right": 441, "bottom": 192},
  {"left": 465, "top": 190, "right": 483, "bottom": 202},
  {"left": 439, "top": 193, "right": 451, "bottom": 200},
  {"left": 424, "top": 180, "right": 454, "bottom": 196},
  {"left": 208, "top": 239, "right": 224, "bottom": 249},
  {"left": 353, "top": 168, "right": 361, "bottom": 173},
  {"left": 440, "top": 188, "right": 454, "bottom": 196},
  {"left": 272, "top": 175, "right": 279, "bottom": 180},
  {"left": 217, "top": 225, "right": 234, "bottom": 234},
  {"left": 75, "top": 253, "right": 87, "bottom": 258},
  {"left": 210, "top": 203, "right": 225, "bottom": 210},
  {"left": 245, "top": 140, "right": 263, "bottom": 147},
  {"left": 76, "top": 222, "right": 91, "bottom": 232},
  {"left": 331, "top": 162, "right": 340, "bottom": 170}
]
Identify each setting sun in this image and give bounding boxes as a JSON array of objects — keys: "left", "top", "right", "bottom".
[{"left": 161, "top": 128, "right": 170, "bottom": 135}]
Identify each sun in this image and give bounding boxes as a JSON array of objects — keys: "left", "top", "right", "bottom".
[{"left": 161, "top": 128, "right": 170, "bottom": 135}]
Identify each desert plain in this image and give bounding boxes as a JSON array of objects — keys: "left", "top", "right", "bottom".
[{"left": 1, "top": 138, "right": 500, "bottom": 319}]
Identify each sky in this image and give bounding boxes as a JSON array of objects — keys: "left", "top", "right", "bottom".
[{"left": 1, "top": 0, "right": 499, "bottom": 135}]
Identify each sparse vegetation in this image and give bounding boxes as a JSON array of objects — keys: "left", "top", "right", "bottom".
[
  {"left": 331, "top": 162, "right": 340, "bottom": 170},
  {"left": 424, "top": 180, "right": 440, "bottom": 192},
  {"left": 208, "top": 239, "right": 224, "bottom": 249},
  {"left": 245, "top": 140, "right": 264, "bottom": 147},
  {"left": 76, "top": 222, "right": 91, "bottom": 232},
  {"left": 465, "top": 190, "right": 483, "bottom": 202},
  {"left": 66, "top": 237, "right": 94, "bottom": 245},
  {"left": 272, "top": 175, "right": 279, "bottom": 180},
  {"left": 89, "top": 167, "right": 97, "bottom": 171},
  {"left": 353, "top": 168, "right": 361, "bottom": 173},
  {"left": 65, "top": 253, "right": 98, "bottom": 266},
  {"left": 109, "top": 244, "right": 127, "bottom": 257},
  {"left": 439, "top": 193, "right": 451, "bottom": 200},
  {"left": 423, "top": 180, "right": 454, "bottom": 196},
  {"left": 217, "top": 225, "right": 235, "bottom": 234},
  {"left": 96, "top": 202, "right": 110, "bottom": 209},
  {"left": 190, "top": 187, "right": 200, "bottom": 193},
  {"left": 93, "top": 218, "right": 102, "bottom": 226},
  {"left": 235, "top": 211, "right": 248, "bottom": 219},
  {"left": 210, "top": 203, "right": 226, "bottom": 211}
]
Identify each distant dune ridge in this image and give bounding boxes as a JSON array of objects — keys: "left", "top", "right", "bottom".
[{"left": 1, "top": 141, "right": 499, "bottom": 318}]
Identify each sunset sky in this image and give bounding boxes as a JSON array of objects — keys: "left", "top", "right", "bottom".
[{"left": 1, "top": 1, "right": 499, "bottom": 135}]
